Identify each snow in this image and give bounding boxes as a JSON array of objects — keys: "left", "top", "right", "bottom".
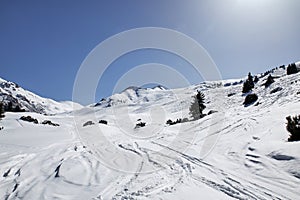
[
  {"left": 0, "top": 78, "right": 83, "bottom": 114},
  {"left": 0, "top": 68, "right": 300, "bottom": 199}
]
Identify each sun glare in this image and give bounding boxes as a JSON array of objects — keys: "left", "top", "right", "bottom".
[{"left": 236, "top": 0, "right": 271, "bottom": 8}]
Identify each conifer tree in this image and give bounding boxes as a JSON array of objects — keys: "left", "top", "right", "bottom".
[
  {"left": 264, "top": 75, "right": 274, "bottom": 87},
  {"left": 287, "top": 63, "right": 298, "bottom": 75},
  {"left": 286, "top": 115, "right": 300, "bottom": 142},
  {"left": 0, "top": 102, "right": 5, "bottom": 120},
  {"left": 242, "top": 72, "right": 254, "bottom": 93},
  {"left": 189, "top": 91, "right": 206, "bottom": 120}
]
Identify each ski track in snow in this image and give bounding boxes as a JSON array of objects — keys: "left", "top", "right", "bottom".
[{"left": 1, "top": 68, "right": 300, "bottom": 199}]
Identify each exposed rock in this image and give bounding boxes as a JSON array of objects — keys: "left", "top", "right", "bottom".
[
  {"left": 243, "top": 94, "right": 258, "bottom": 106},
  {"left": 20, "top": 116, "right": 38, "bottom": 124},
  {"left": 227, "top": 93, "right": 236, "bottom": 97},
  {"left": 207, "top": 110, "right": 218, "bottom": 115},
  {"left": 83, "top": 121, "right": 94, "bottom": 127},
  {"left": 41, "top": 120, "right": 59, "bottom": 126},
  {"left": 270, "top": 87, "right": 283, "bottom": 94}
]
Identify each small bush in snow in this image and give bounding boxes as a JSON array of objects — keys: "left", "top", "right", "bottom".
[
  {"left": 261, "top": 70, "right": 271, "bottom": 78},
  {"left": 279, "top": 65, "right": 285, "bottom": 70},
  {"left": 135, "top": 122, "right": 146, "bottom": 128},
  {"left": 286, "top": 115, "right": 300, "bottom": 142},
  {"left": 175, "top": 119, "right": 182, "bottom": 124},
  {"left": 182, "top": 118, "right": 189, "bottom": 123},
  {"left": 166, "top": 118, "right": 188, "bottom": 125},
  {"left": 166, "top": 119, "right": 173, "bottom": 125},
  {"left": 264, "top": 75, "right": 275, "bottom": 88},
  {"left": 99, "top": 120, "right": 108, "bottom": 125},
  {"left": 243, "top": 93, "right": 258, "bottom": 106}
]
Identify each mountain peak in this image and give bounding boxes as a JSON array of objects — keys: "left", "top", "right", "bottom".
[{"left": 0, "top": 77, "right": 82, "bottom": 115}]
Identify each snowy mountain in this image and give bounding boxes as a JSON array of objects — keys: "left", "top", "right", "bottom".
[
  {"left": 0, "top": 78, "right": 82, "bottom": 115},
  {"left": 94, "top": 85, "right": 167, "bottom": 107},
  {"left": 0, "top": 65, "right": 300, "bottom": 199}
]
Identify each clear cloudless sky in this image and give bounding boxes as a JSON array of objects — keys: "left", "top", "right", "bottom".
[{"left": 0, "top": 0, "right": 300, "bottom": 105}]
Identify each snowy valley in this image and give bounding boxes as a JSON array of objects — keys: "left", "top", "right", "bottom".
[{"left": 0, "top": 64, "right": 300, "bottom": 200}]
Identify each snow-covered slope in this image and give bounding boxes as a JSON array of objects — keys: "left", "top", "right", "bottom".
[
  {"left": 0, "top": 78, "right": 82, "bottom": 115},
  {"left": 94, "top": 85, "right": 167, "bottom": 107},
  {"left": 0, "top": 67, "right": 300, "bottom": 199}
]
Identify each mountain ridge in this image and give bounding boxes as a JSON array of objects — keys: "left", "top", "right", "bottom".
[{"left": 0, "top": 77, "right": 82, "bottom": 115}]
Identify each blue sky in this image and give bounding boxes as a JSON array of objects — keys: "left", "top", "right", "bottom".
[{"left": 0, "top": 0, "right": 299, "bottom": 105}]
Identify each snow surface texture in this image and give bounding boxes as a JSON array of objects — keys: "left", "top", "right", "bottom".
[{"left": 1, "top": 67, "right": 300, "bottom": 199}]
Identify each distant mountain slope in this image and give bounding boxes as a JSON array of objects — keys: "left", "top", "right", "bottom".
[
  {"left": 0, "top": 78, "right": 82, "bottom": 115},
  {"left": 94, "top": 62, "right": 300, "bottom": 109}
]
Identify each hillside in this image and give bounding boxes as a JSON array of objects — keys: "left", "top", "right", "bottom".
[
  {"left": 0, "top": 66, "right": 300, "bottom": 199},
  {"left": 0, "top": 78, "right": 82, "bottom": 115}
]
